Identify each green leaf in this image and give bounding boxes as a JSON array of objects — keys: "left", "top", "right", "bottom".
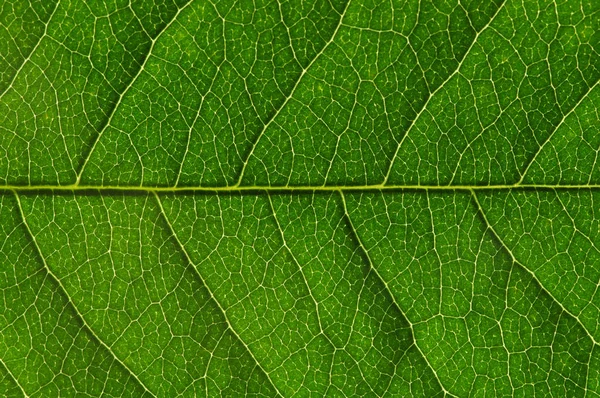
[{"left": 0, "top": 0, "right": 598, "bottom": 396}]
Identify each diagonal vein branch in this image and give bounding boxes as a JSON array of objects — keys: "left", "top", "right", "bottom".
[
  {"left": 11, "top": 191, "right": 156, "bottom": 397},
  {"left": 152, "top": 192, "right": 283, "bottom": 398},
  {"left": 338, "top": 190, "right": 456, "bottom": 398},
  {"left": 75, "top": 0, "right": 196, "bottom": 185},
  {"left": 234, "top": 0, "right": 352, "bottom": 187},
  {"left": 382, "top": 0, "right": 507, "bottom": 185},
  {"left": 266, "top": 193, "right": 383, "bottom": 395},
  {"left": 0, "top": 0, "right": 61, "bottom": 99},
  {"left": 0, "top": 357, "right": 29, "bottom": 398},
  {"left": 470, "top": 189, "right": 600, "bottom": 346},
  {"left": 517, "top": 79, "right": 600, "bottom": 184}
]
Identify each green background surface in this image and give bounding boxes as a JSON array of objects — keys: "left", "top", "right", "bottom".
[{"left": 0, "top": 0, "right": 599, "bottom": 396}]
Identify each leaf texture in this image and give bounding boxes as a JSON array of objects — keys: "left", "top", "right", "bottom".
[{"left": 0, "top": 0, "right": 599, "bottom": 396}]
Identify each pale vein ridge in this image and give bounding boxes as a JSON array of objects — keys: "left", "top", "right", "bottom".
[
  {"left": 0, "top": 0, "right": 60, "bottom": 99},
  {"left": 0, "top": 357, "right": 28, "bottom": 398},
  {"left": 152, "top": 192, "right": 283, "bottom": 398},
  {"left": 382, "top": 0, "right": 507, "bottom": 185},
  {"left": 266, "top": 193, "right": 381, "bottom": 396},
  {"left": 75, "top": 0, "right": 196, "bottom": 184},
  {"left": 234, "top": 0, "right": 352, "bottom": 187},
  {"left": 517, "top": 79, "right": 600, "bottom": 184},
  {"left": 339, "top": 191, "right": 455, "bottom": 398},
  {"left": 11, "top": 192, "right": 155, "bottom": 397},
  {"left": 470, "top": 189, "right": 600, "bottom": 347}
]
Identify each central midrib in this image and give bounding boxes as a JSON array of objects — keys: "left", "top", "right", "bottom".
[{"left": 1, "top": 184, "right": 599, "bottom": 193}]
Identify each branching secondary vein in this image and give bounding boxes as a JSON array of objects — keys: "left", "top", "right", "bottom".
[
  {"left": 152, "top": 192, "right": 284, "bottom": 398},
  {"left": 339, "top": 190, "right": 456, "bottom": 398},
  {"left": 470, "top": 189, "right": 600, "bottom": 347},
  {"left": 12, "top": 192, "right": 156, "bottom": 397}
]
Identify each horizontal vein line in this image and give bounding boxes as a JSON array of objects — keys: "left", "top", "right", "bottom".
[{"left": 1, "top": 184, "right": 600, "bottom": 193}]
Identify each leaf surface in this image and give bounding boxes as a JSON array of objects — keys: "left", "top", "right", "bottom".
[{"left": 0, "top": 0, "right": 599, "bottom": 396}]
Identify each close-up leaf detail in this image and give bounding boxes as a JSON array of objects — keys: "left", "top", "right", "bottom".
[{"left": 0, "top": 0, "right": 598, "bottom": 396}]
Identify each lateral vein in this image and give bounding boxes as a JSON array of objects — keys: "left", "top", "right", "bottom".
[
  {"left": 152, "top": 192, "right": 284, "bottom": 398},
  {"left": 11, "top": 191, "right": 156, "bottom": 397}
]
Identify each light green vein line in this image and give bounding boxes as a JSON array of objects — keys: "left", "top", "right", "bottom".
[
  {"left": 266, "top": 193, "right": 382, "bottom": 396},
  {"left": 265, "top": 194, "right": 336, "bottom": 344},
  {"left": 12, "top": 191, "right": 156, "bottom": 398},
  {"left": 0, "top": 0, "right": 60, "bottom": 99},
  {"left": 2, "top": 184, "right": 600, "bottom": 193},
  {"left": 75, "top": 0, "right": 196, "bottom": 184},
  {"left": 234, "top": 0, "right": 352, "bottom": 186},
  {"left": 266, "top": 198, "right": 337, "bottom": 391},
  {"left": 338, "top": 190, "right": 457, "bottom": 398},
  {"left": 152, "top": 192, "right": 284, "bottom": 398},
  {"left": 0, "top": 357, "right": 28, "bottom": 398},
  {"left": 517, "top": 79, "right": 600, "bottom": 184},
  {"left": 382, "top": 0, "right": 507, "bottom": 185},
  {"left": 470, "top": 189, "right": 600, "bottom": 346}
]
